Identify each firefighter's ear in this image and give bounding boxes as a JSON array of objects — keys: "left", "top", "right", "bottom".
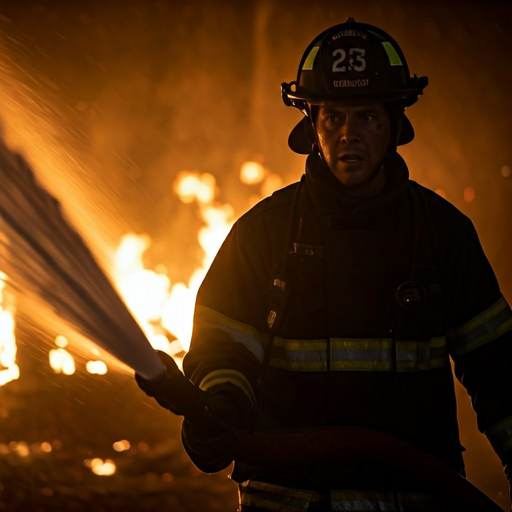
[{"left": 288, "top": 117, "right": 316, "bottom": 155}]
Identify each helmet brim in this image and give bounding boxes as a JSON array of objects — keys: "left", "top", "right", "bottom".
[{"left": 288, "top": 114, "right": 415, "bottom": 155}]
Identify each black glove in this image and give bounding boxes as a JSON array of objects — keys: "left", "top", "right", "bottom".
[
  {"left": 136, "top": 351, "right": 253, "bottom": 473},
  {"left": 135, "top": 350, "right": 209, "bottom": 423},
  {"left": 181, "top": 389, "right": 245, "bottom": 473}
]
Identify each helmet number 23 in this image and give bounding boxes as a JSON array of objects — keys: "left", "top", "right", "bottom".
[{"left": 332, "top": 48, "right": 366, "bottom": 72}]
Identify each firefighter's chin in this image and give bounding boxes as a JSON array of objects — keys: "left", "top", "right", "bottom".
[{"left": 331, "top": 160, "right": 386, "bottom": 198}]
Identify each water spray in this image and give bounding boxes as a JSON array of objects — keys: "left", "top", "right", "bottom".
[{"left": 0, "top": 137, "right": 165, "bottom": 380}]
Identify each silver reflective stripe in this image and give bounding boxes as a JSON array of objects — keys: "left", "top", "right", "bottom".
[
  {"left": 271, "top": 337, "right": 448, "bottom": 372},
  {"left": 395, "top": 337, "right": 448, "bottom": 371},
  {"left": 271, "top": 338, "right": 328, "bottom": 371},
  {"left": 194, "top": 305, "right": 266, "bottom": 362},
  {"left": 239, "top": 483, "right": 448, "bottom": 511},
  {"left": 199, "top": 369, "right": 257, "bottom": 408},
  {"left": 331, "top": 339, "right": 393, "bottom": 372},
  {"left": 449, "top": 296, "right": 512, "bottom": 356},
  {"left": 194, "top": 306, "right": 450, "bottom": 373},
  {"left": 239, "top": 480, "right": 327, "bottom": 511},
  {"left": 331, "top": 490, "right": 450, "bottom": 511}
]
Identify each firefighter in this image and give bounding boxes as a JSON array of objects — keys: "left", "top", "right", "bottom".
[{"left": 137, "top": 18, "right": 512, "bottom": 511}]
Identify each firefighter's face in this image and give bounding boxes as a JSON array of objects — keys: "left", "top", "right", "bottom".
[{"left": 315, "top": 103, "right": 391, "bottom": 197}]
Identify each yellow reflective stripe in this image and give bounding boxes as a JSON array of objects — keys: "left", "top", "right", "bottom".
[
  {"left": 457, "top": 315, "right": 512, "bottom": 355},
  {"left": 451, "top": 297, "right": 509, "bottom": 336},
  {"left": 331, "top": 360, "right": 391, "bottom": 371},
  {"left": 271, "top": 337, "right": 328, "bottom": 371},
  {"left": 382, "top": 42, "right": 403, "bottom": 66},
  {"left": 270, "top": 337, "right": 448, "bottom": 372},
  {"left": 331, "top": 338, "right": 393, "bottom": 351},
  {"left": 428, "top": 336, "right": 446, "bottom": 348},
  {"left": 449, "top": 297, "right": 512, "bottom": 356},
  {"left": 485, "top": 415, "right": 512, "bottom": 458},
  {"left": 302, "top": 46, "right": 320, "bottom": 70},
  {"left": 199, "top": 369, "right": 257, "bottom": 408},
  {"left": 194, "top": 305, "right": 266, "bottom": 362},
  {"left": 396, "top": 357, "right": 448, "bottom": 372},
  {"left": 330, "top": 338, "right": 393, "bottom": 371},
  {"left": 396, "top": 337, "right": 448, "bottom": 371},
  {"left": 240, "top": 480, "right": 327, "bottom": 511},
  {"left": 331, "top": 489, "right": 441, "bottom": 510},
  {"left": 269, "top": 358, "right": 328, "bottom": 371},
  {"left": 273, "top": 338, "right": 327, "bottom": 351},
  {"left": 240, "top": 483, "right": 440, "bottom": 511},
  {"left": 396, "top": 357, "right": 447, "bottom": 372}
]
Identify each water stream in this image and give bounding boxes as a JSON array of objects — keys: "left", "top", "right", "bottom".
[{"left": 0, "top": 137, "right": 164, "bottom": 379}]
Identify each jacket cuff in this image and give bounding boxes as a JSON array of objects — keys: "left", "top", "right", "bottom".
[{"left": 198, "top": 368, "right": 257, "bottom": 409}]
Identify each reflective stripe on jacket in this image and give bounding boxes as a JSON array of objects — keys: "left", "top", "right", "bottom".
[{"left": 238, "top": 480, "right": 452, "bottom": 512}]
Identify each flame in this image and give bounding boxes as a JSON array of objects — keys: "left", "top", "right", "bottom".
[
  {"left": 240, "top": 161, "right": 265, "bottom": 185},
  {"left": 174, "top": 171, "right": 216, "bottom": 204},
  {"left": 113, "top": 440, "right": 131, "bottom": 452},
  {"left": 86, "top": 361, "right": 108, "bottom": 375},
  {"left": 40, "top": 442, "right": 52, "bottom": 453},
  {"left": 85, "top": 457, "right": 116, "bottom": 476},
  {"left": 114, "top": 234, "right": 173, "bottom": 353},
  {"left": 0, "top": 159, "right": 281, "bottom": 382},
  {"left": 113, "top": 170, "right": 235, "bottom": 357},
  {"left": 55, "top": 335, "right": 69, "bottom": 348},
  {"left": 0, "top": 273, "right": 19, "bottom": 386},
  {"left": 9, "top": 441, "right": 29, "bottom": 457},
  {"left": 49, "top": 337, "right": 76, "bottom": 375}
]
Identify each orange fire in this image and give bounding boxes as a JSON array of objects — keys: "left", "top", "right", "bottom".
[
  {"left": 0, "top": 161, "right": 283, "bottom": 381},
  {"left": 114, "top": 170, "right": 236, "bottom": 362},
  {"left": 0, "top": 272, "right": 19, "bottom": 385}
]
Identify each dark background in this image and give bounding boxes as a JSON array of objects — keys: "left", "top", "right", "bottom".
[{"left": 0, "top": 0, "right": 511, "bottom": 510}]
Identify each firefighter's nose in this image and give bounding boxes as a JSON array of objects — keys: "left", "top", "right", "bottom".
[{"left": 340, "top": 118, "right": 360, "bottom": 143}]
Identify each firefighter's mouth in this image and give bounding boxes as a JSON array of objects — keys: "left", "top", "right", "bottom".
[{"left": 340, "top": 154, "right": 364, "bottom": 163}]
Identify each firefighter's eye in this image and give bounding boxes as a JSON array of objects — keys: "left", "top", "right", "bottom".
[
  {"left": 324, "top": 115, "right": 342, "bottom": 125},
  {"left": 360, "top": 113, "right": 376, "bottom": 122}
]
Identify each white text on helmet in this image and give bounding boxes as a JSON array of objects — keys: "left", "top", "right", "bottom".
[
  {"left": 332, "top": 30, "right": 367, "bottom": 40},
  {"left": 333, "top": 79, "right": 370, "bottom": 88}
]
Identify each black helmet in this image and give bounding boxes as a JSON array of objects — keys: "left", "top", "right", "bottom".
[{"left": 282, "top": 18, "right": 428, "bottom": 154}]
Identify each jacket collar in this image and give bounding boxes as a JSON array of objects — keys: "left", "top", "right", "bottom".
[{"left": 304, "top": 152, "right": 409, "bottom": 219}]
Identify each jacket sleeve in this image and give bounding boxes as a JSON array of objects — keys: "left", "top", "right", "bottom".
[
  {"left": 181, "top": 216, "right": 272, "bottom": 472},
  {"left": 446, "top": 217, "right": 512, "bottom": 479}
]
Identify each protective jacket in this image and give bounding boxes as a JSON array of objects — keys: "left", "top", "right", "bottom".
[{"left": 182, "top": 152, "right": 512, "bottom": 508}]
